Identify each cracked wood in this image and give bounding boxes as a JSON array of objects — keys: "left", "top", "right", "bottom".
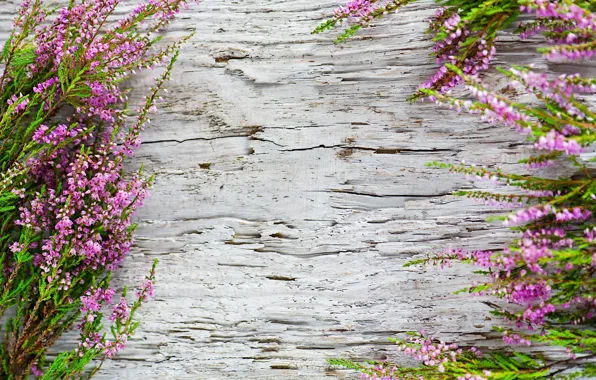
[{"left": 0, "top": 0, "right": 593, "bottom": 379}]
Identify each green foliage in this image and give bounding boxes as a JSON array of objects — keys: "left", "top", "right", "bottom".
[
  {"left": 312, "top": 19, "right": 338, "bottom": 35},
  {"left": 336, "top": 24, "right": 362, "bottom": 44}
]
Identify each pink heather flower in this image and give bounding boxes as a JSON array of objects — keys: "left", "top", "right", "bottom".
[
  {"left": 554, "top": 207, "right": 591, "bottom": 222},
  {"left": 519, "top": 1, "right": 596, "bottom": 60},
  {"left": 32, "top": 124, "right": 49, "bottom": 143},
  {"left": 535, "top": 130, "right": 582, "bottom": 155},
  {"left": 103, "top": 334, "right": 127, "bottom": 358},
  {"left": 6, "top": 94, "right": 18, "bottom": 105},
  {"left": 9, "top": 242, "right": 25, "bottom": 253},
  {"left": 32, "top": 77, "right": 59, "bottom": 94},
  {"left": 1, "top": 4, "right": 190, "bottom": 373},
  {"left": 522, "top": 303, "right": 557, "bottom": 325},
  {"left": 137, "top": 279, "right": 155, "bottom": 302},
  {"left": 334, "top": 0, "right": 375, "bottom": 21},
  {"left": 503, "top": 205, "right": 552, "bottom": 227},
  {"left": 585, "top": 228, "right": 596, "bottom": 243},
  {"left": 467, "top": 86, "right": 529, "bottom": 132},
  {"left": 527, "top": 160, "right": 554, "bottom": 169},
  {"left": 397, "top": 332, "right": 467, "bottom": 367},
  {"left": 30, "top": 362, "right": 43, "bottom": 377},
  {"left": 523, "top": 1, "right": 596, "bottom": 31},
  {"left": 111, "top": 297, "right": 130, "bottom": 322},
  {"left": 13, "top": 97, "right": 29, "bottom": 113},
  {"left": 80, "top": 288, "right": 116, "bottom": 313},
  {"left": 418, "top": 9, "right": 496, "bottom": 96},
  {"left": 508, "top": 282, "right": 552, "bottom": 306}
]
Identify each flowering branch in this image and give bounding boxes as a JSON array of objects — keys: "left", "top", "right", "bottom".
[
  {"left": 0, "top": 0, "right": 197, "bottom": 378},
  {"left": 320, "top": 1, "right": 596, "bottom": 379}
]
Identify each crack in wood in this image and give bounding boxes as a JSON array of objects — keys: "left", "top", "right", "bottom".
[{"left": 324, "top": 189, "right": 453, "bottom": 198}]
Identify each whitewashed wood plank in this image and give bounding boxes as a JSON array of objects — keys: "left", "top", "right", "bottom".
[{"left": 0, "top": 0, "right": 593, "bottom": 378}]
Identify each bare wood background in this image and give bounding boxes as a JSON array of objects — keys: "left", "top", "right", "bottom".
[{"left": 1, "top": 0, "right": 592, "bottom": 378}]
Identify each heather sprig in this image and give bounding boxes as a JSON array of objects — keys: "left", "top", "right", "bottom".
[
  {"left": 321, "top": 0, "right": 596, "bottom": 379},
  {"left": 0, "top": 0, "right": 195, "bottom": 378},
  {"left": 331, "top": 331, "right": 558, "bottom": 380},
  {"left": 314, "top": 1, "right": 595, "bottom": 99},
  {"left": 419, "top": 64, "right": 596, "bottom": 158},
  {"left": 519, "top": 0, "right": 596, "bottom": 60},
  {"left": 40, "top": 259, "right": 158, "bottom": 379},
  {"left": 397, "top": 60, "right": 596, "bottom": 378},
  {"left": 312, "top": 0, "right": 417, "bottom": 43},
  {"left": 331, "top": 331, "right": 596, "bottom": 379}
]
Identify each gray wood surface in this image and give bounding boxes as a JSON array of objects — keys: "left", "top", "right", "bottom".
[{"left": 0, "top": 0, "right": 593, "bottom": 378}]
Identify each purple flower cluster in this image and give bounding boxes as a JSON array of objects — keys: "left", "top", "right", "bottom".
[
  {"left": 110, "top": 297, "right": 130, "bottom": 322},
  {"left": 0, "top": 0, "right": 196, "bottom": 376},
  {"left": 526, "top": 159, "right": 555, "bottom": 169},
  {"left": 77, "top": 270, "right": 157, "bottom": 360},
  {"left": 508, "top": 281, "right": 552, "bottom": 305},
  {"left": 503, "top": 205, "right": 553, "bottom": 227},
  {"left": 467, "top": 85, "right": 530, "bottom": 133},
  {"left": 510, "top": 68, "right": 594, "bottom": 119},
  {"left": 334, "top": 0, "right": 376, "bottom": 22},
  {"left": 5, "top": 0, "right": 192, "bottom": 287},
  {"left": 418, "top": 65, "right": 463, "bottom": 95},
  {"left": 80, "top": 288, "right": 115, "bottom": 313},
  {"left": 520, "top": 0, "right": 596, "bottom": 60},
  {"left": 76, "top": 331, "right": 127, "bottom": 358},
  {"left": 322, "top": 1, "right": 596, "bottom": 378},
  {"left": 418, "top": 9, "right": 496, "bottom": 95},
  {"left": 462, "top": 39, "right": 496, "bottom": 77},
  {"left": 471, "top": 209, "right": 594, "bottom": 328},
  {"left": 522, "top": 1, "right": 596, "bottom": 31},
  {"left": 397, "top": 333, "right": 468, "bottom": 366},
  {"left": 137, "top": 278, "right": 155, "bottom": 302},
  {"left": 431, "top": 9, "right": 469, "bottom": 65},
  {"left": 7, "top": 94, "right": 30, "bottom": 114},
  {"left": 504, "top": 205, "right": 591, "bottom": 227},
  {"left": 535, "top": 130, "right": 582, "bottom": 155},
  {"left": 502, "top": 332, "right": 532, "bottom": 346},
  {"left": 426, "top": 248, "right": 493, "bottom": 270}
]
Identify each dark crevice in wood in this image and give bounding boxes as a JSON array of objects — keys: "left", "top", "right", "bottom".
[
  {"left": 324, "top": 189, "right": 452, "bottom": 198},
  {"left": 140, "top": 134, "right": 247, "bottom": 145}
]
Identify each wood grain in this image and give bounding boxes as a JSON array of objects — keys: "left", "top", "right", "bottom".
[{"left": 0, "top": 0, "right": 594, "bottom": 378}]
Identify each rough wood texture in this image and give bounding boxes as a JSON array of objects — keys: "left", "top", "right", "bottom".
[{"left": 0, "top": 0, "right": 594, "bottom": 378}]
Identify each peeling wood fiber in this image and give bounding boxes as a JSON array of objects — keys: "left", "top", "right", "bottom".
[{"left": 0, "top": 0, "right": 594, "bottom": 379}]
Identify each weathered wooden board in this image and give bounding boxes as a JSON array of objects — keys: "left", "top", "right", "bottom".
[{"left": 0, "top": 0, "right": 594, "bottom": 378}]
